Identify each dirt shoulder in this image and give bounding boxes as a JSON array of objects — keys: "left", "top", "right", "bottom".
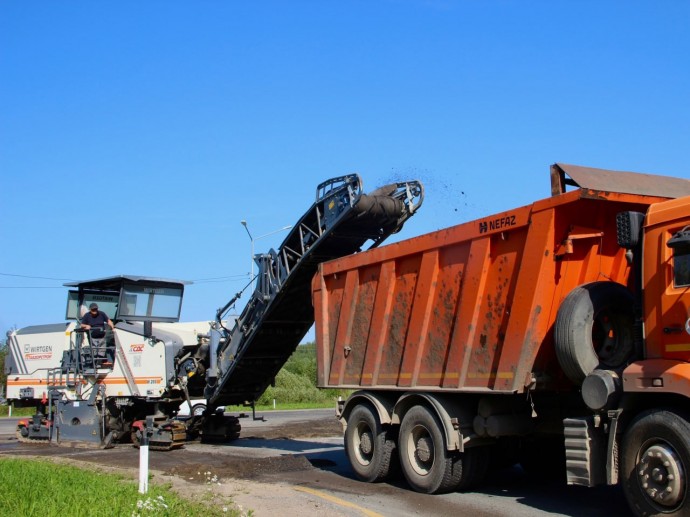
[{"left": 1, "top": 413, "right": 354, "bottom": 517}]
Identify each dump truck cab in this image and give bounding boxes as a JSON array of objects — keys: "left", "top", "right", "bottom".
[{"left": 640, "top": 197, "right": 690, "bottom": 361}]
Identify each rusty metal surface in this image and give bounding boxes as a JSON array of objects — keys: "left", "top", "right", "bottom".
[
  {"left": 313, "top": 166, "right": 685, "bottom": 395},
  {"left": 315, "top": 163, "right": 690, "bottom": 396},
  {"left": 552, "top": 163, "right": 690, "bottom": 199}
]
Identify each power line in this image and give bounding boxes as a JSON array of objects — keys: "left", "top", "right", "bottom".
[
  {"left": 192, "top": 275, "right": 249, "bottom": 284},
  {"left": 0, "top": 272, "right": 75, "bottom": 281},
  {"left": 191, "top": 274, "right": 248, "bottom": 281},
  {"left": 0, "top": 286, "right": 65, "bottom": 289},
  {"left": 0, "top": 272, "right": 249, "bottom": 286}
]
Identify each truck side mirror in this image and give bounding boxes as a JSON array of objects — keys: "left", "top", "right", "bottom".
[
  {"left": 616, "top": 211, "right": 645, "bottom": 249},
  {"left": 667, "top": 226, "right": 690, "bottom": 250}
]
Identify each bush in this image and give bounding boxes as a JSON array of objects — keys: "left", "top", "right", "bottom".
[
  {"left": 257, "top": 369, "right": 323, "bottom": 405},
  {"left": 256, "top": 342, "right": 349, "bottom": 406}
]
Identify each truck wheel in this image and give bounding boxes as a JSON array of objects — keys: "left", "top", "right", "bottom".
[
  {"left": 191, "top": 404, "right": 206, "bottom": 416},
  {"left": 344, "top": 404, "right": 396, "bottom": 482},
  {"left": 622, "top": 410, "right": 690, "bottom": 516},
  {"left": 457, "top": 445, "right": 490, "bottom": 490},
  {"left": 399, "top": 405, "right": 462, "bottom": 494},
  {"left": 554, "top": 282, "right": 635, "bottom": 384}
]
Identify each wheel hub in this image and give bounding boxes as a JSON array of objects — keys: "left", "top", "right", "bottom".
[
  {"left": 359, "top": 431, "right": 373, "bottom": 456},
  {"left": 637, "top": 444, "right": 684, "bottom": 507},
  {"left": 415, "top": 435, "right": 432, "bottom": 463}
]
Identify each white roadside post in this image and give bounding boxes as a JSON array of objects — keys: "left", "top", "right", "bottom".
[{"left": 138, "top": 416, "right": 152, "bottom": 494}]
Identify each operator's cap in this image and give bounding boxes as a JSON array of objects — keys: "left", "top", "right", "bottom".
[{"left": 89, "top": 303, "right": 99, "bottom": 310}]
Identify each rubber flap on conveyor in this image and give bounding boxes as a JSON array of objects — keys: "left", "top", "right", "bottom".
[{"left": 207, "top": 175, "right": 423, "bottom": 406}]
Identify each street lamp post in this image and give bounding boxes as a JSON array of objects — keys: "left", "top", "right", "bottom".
[{"left": 240, "top": 220, "right": 292, "bottom": 280}]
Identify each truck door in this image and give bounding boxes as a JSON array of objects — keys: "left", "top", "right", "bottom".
[{"left": 658, "top": 228, "right": 690, "bottom": 359}]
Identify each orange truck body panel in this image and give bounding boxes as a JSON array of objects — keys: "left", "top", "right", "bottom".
[
  {"left": 313, "top": 185, "right": 677, "bottom": 395},
  {"left": 641, "top": 195, "right": 690, "bottom": 366}
]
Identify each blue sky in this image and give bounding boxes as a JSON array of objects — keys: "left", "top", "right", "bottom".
[{"left": 1, "top": 1, "right": 689, "bottom": 333}]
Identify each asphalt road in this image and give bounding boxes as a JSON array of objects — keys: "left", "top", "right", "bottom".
[{"left": 0, "top": 410, "right": 632, "bottom": 516}]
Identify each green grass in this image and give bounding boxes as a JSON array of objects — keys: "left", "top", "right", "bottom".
[
  {"left": 0, "top": 458, "right": 242, "bottom": 517},
  {"left": 0, "top": 405, "right": 34, "bottom": 417},
  {"left": 253, "top": 342, "right": 352, "bottom": 407},
  {"left": 227, "top": 400, "right": 339, "bottom": 412}
]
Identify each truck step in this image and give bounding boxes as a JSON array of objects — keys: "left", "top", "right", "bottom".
[{"left": 563, "top": 417, "right": 606, "bottom": 487}]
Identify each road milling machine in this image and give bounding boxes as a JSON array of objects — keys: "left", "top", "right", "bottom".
[{"left": 4, "top": 174, "right": 423, "bottom": 449}]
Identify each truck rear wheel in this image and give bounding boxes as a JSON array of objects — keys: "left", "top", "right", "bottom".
[
  {"left": 191, "top": 404, "right": 206, "bottom": 416},
  {"left": 554, "top": 282, "right": 635, "bottom": 384},
  {"left": 622, "top": 410, "right": 690, "bottom": 516},
  {"left": 399, "top": 405, "right": 463, "bottom": 494},
  {"left": 344, "top": 404, "right": 396, "bottom": 482}
]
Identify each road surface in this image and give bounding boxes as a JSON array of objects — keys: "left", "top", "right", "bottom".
[{"left": 0, "top": 410, "right": 630, "bottom": 516}]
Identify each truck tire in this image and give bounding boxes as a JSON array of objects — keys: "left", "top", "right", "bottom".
[
  {"left": 457, "top": 445, "right": 491, "bottom": 490},
  {"left": 191, "top": 403, "right": 206, "bottom": 416},
  {"left": 621, "top": 410, "right": 690, "bottom": 516},
  {"left": 554, "top": 282, "right": 635, "bottom": 384},
  {"left": 344, "top": 404, "right": 396, "bottom": 482},
  {"left": 399, "top": 405, "right": 463, "bottom": 494}
]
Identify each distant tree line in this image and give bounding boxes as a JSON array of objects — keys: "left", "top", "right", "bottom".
[{"left": 257, "top": 341, "right": 349, "bottom": 406}]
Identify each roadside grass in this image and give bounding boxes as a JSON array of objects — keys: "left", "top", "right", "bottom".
[
  {"left": 0, "top": 344, "right": 337, "bottom": 515},
  {"left": 0, "top": 457, "right": 243, "bottom": 517},
  {"left": 227, "top": 401, "right": 339, "bottom": 412},
  {"left": 0, "top": 405, "right": 33, "bottom": 417}
]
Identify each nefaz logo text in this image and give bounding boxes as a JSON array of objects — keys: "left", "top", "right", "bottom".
[{"left": 479, "top": 214, "right": 516, "bottom": 234}]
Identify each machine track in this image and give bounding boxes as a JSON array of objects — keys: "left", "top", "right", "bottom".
[
  {"left": 132, "top": 421, "right": 188, "bottom": 451},
  {"left": 16, "top": 429, "right": 50, "bottom": 444},
  {"left": 16, "top": 420, "right": 51, "bottom": 444}
]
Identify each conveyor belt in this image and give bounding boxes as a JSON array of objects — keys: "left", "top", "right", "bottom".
[{"left": 207, "top": 175, "right": 423, "bottom": 406}]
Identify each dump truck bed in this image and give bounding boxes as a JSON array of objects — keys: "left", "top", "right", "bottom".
[{"left": 313, "top": 169, "right": 686, "bottom": 394}]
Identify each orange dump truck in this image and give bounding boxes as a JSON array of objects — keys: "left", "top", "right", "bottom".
[{"left": 312, "top": 163, "right": 690, "bottom": 516}]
